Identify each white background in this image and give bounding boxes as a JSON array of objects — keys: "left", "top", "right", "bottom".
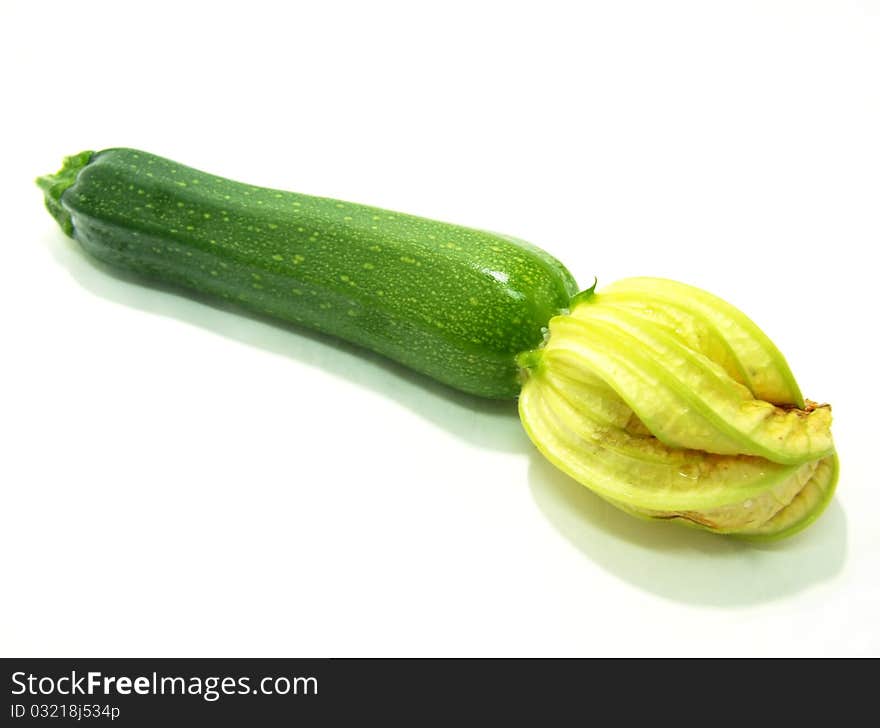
[{"left": 2, "top": 1, "right": 877, "bottom": 657}]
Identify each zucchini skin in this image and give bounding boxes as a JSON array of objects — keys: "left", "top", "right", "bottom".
[{"left": 41, "top": 148, "right": 578, "bottom": 398}]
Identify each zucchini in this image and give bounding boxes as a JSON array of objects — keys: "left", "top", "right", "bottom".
[
  {"left": 38, "top": 148, "right": 578, "bottom": 398},
  {"left": 38, "top": 149, "right": 837, "bottom": 540}
]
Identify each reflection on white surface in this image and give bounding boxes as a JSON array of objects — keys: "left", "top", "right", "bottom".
[
  {"left": 45, "top": 230, "right": 526, "bottom": 454},
  {"left": 529, "top": 453, "right": 847, "bottom": 607}
]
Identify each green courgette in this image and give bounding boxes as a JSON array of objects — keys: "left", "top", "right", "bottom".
[
  {"left": 38, "top": 148, "right": 577, "bottom": 398},
  {"left": 38, "top": 148, "right": 837, "bottom": 540}
]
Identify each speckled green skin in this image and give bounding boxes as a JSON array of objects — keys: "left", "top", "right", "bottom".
[{"left": 40, "top": 148, "right": 578, "bottom": 398}]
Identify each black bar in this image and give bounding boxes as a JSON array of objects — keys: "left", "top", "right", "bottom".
[{"left": 1, "top": 657, "right": 613, "bottom": 724}]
